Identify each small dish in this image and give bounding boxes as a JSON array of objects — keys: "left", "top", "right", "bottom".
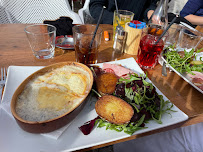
[
  {"left": 55, "top": 35, "right": 74, "bottom": 49},
  {"left": 10, "top": 62, "right": 93, "bottom": 133}
]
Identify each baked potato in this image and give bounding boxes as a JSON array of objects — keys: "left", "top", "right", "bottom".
[{"left": 95, "top": 95, "right": 134, "bottom": 125}]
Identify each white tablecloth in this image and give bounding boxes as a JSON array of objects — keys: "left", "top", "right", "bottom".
[{"left": 114, "top": 122, "right": 203, "bottom": 152}]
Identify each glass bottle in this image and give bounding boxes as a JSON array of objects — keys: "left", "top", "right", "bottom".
[
  {"left": 113, "top": 25, "right": 127, "bottom": 54},
  {"left": 148, "top": 0, "right": 169, "bottom": 29}
]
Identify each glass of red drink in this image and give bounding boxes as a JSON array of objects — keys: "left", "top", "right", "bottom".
[
  {"left": 137, "top": 26, "right": 167, "bottom": 69},
  {"left": 72, "top": 25, "right": 102, "bottom": 65}
]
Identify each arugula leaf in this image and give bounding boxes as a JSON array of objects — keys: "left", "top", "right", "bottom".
[
  {"left": 118, "top": 74, "right": 141, "bottom": 84},
  {"left": 96, "top": 115, "right": 147, "bottom": 135},
  {"left": 164, "top": 46, "right": 203, "bottom": 74},
  {"left": 117, "top": 74, "right": 175, "bottom": 125},
  {"left": 81, "top": 72, "right": 176, "bottom": 136}
]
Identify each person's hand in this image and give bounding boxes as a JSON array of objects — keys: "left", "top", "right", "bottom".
[
  {"left": 151, "top": 14, "right": 163, "bottom": 25},
  {"left": 147, "top": 10, "right": 165, "bottom": 26},
  {"left": 147, "top": 10, "right": 154, "bottom": 19}
]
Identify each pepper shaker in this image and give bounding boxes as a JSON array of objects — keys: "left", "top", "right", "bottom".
[{"left": 113, "top": 26, "right": 127, "bottom": 54}]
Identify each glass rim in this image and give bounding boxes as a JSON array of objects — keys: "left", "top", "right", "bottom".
[
  {"left": 24, "top": 24, "right": 56, "bottom": 35},
  {"left": 114, "top": 10, "right": 134, "bottom": 16},
  {"left": 144, "top": 32, "right": 168, "bottom": 37},
  {"left": 142, "top": 26, "right": 169, "bottom": 38},
  {"left": 181, "top": 28, "right": 203, "bottom": 38},
  {"left": 72, "top": 24, "right": 103, "bottom": 36},
  {"left": 168, "top": 23, "right": 183, "bottom": 29},
  {"left": 148, "top": 23, "right": 164, "bottom": 28},
  {"left": 141, "top": 32, "right": 169, "bottom": 46}
]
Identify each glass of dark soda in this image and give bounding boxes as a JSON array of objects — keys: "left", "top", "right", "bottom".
[{"left": 72, "top": 25, "right": 103, "bottom": 65}]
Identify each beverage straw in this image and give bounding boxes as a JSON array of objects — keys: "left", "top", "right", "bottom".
[
  {"left": 154, "top": 17, "right": 177, "bottom": 45},
  {"left": 87, "top": 7, "right": 104, "bottom": 63},
  {"left": 115, "top": 0, "right": 121, "bottom": 25},
  {"left": 115, "top": 0, "right": 119, "bottom": 14},
  {"left": 89, "top": 7, "right": 104, "bottom": 50}
]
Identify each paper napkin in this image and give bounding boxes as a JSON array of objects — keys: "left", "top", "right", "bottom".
[{"left": 0, "top": 66, "right": 72, "bottom": 140}]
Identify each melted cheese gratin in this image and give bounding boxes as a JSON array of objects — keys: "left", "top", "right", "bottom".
[{"left": 16, "top": 65, "right": 91, "bottom": 122}]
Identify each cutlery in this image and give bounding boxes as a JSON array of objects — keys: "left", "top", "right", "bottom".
[
  {"left": 162, "top": 61, "right": 167, "bottom": 76},
  {"left": 0, "top": 67, "right": 7, "bottom": 103},
  {"left": 161, "top": 50, "right": 168, "bottom": 76},
  {"left": 180, "top": 22, "right": 197, "bottom": 31}
]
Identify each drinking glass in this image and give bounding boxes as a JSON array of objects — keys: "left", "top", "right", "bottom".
[
  {"left": 148, "top": 0, "right": 169, "bottom": 29},
  {"left": 72, "top": 24, "right": 102, "bottom": 64},
  {"left": 24, "top": 24, "right": 56, "bottom": 59},
  {"left": 113, "top": 10, "right": 134, "bottom": 39},
  {"left": 165, "top": 23, "right": 183, "bottom": 47},
  {"left": 176, "top": 28, "right": 203, "bottom": 52},
  {"left": 137, "top": 26, "right": 168, "bottom": 69}
]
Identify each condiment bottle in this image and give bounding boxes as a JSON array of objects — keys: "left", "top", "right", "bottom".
[
  {"left": 104, "top": 31, "right": 109, "bottom": 41},
  {"left": 113, "top": 26, "right": 127, "bottom": 54},
  {"left": 124, "top": 21, "right": 147, "bottom": 55}
]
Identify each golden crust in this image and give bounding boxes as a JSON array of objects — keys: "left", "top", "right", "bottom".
[
  {"left": 96, "top": 73, "right": 118, "bottom": 95},
  {"left": 95, "top": 95, "right": 134, "bottom": 125}
]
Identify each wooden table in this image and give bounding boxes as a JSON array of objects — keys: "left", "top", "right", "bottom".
[{"left": 0, "top": 24, "right": 202, "bottom": 151}]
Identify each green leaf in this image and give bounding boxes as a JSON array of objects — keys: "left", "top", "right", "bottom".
[
  {"left": 131, "top": 103, "right": 140, "bottom": 113},
  {"left": 135, "top": 115, "right": 145, "bottom": 127},
  {"left": 94, "top": 72, "right": 176, "bottom": 135},
  {"left": 119, "top": 74, "right": 141, "bottom": 84},
  {"left": 152, "top": 114, "right": 162, "bottom": 124},
  {"left": 163, "top": 46, "right": 203, "bottom": 73}
]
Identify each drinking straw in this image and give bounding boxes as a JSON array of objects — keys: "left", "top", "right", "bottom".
[
  {"left": 115, "top": 0, "right": 121, "bottom": 24},
  {"left": 89, "top": 7, "right": 104, "bottom": 50},
  {"left": 115, "top": 0, "right": 119, "bottom": 14},
  {"left": 154, "top": 17, "right": 177, "bottom": 45},
  {"left": 87, "top": 7, "right": 104, "bottom": 64}
]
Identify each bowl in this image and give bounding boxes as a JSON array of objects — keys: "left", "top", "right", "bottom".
[{"left": 10, "top": 62, "right": 93, "bottom": 133}]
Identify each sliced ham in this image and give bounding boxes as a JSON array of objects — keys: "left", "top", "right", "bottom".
[
  {"left": 102, "top": 63, "right": 134, "bottom": 77},
  {"left": 187, "top": 71, "right": 203, "bottom": 91},
  {"left": 187, "top": 71, "right": 203, "bottom": 79},
  {"left": 192, "top": 78, "right": 203, "bottom": 84}
]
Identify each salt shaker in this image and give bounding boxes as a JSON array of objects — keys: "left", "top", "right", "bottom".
[{"left": 113, "top": 26, "right": 127, "bottom": 54}]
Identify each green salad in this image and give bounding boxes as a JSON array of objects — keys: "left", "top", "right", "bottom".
[
  {"left": 79, "top": 73, "right": 175, "bottom": 135},
  {"left": 163, "top": 46, "right": 203, "bottom": 74}
]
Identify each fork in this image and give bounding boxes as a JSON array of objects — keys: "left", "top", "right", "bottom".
[
  {"left": 0, "top": 67, "right": 7, "bottom": 102},
  {"left": 162, "top": 61, "right": 167, "bottom": 76}
]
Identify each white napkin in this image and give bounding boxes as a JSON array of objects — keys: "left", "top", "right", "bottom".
[{"left": 0, "top": 66, "right": 72, "bottom": 140}]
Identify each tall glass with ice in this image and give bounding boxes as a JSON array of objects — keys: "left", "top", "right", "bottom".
[
  {"left": 72, "top": 24, "right": 102, "bottom": 65},
  {"left": 113, "top": 10, "right": 134, "bottom": 39},
  {"left": 137, "top": 25, "right": 167, "bottom": 69}
]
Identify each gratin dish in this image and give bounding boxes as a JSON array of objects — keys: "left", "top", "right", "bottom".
[{"left": 10, "top": 62, "right": 93, "bottom": 133}]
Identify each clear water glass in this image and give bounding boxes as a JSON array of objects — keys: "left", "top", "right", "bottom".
[
  {"left": 176, "top": 28, "right": 203, "bottom": 52},
  {"left": 24, "top": 24, "right": 56, "bottom": 59}
]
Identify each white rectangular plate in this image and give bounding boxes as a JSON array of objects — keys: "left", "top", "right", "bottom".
[{"left": 0, "top": 58, "right": 188, "bottom": 152}]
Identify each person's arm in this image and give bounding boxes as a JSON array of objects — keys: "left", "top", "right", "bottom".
[
  {"left": 184, "top": 15, "right": 203, "bottom": 26},
  {"left": 89, "top": 0, "right": 114, "bottom": 24},
  {"left": 180, "top": 0, "right": 203, "bottom": 25}
]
